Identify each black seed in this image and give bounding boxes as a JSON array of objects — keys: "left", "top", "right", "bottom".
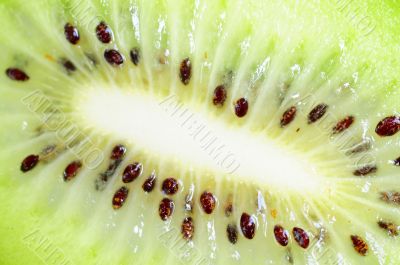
[
  {"left": 96, "top": 21, "right": 113, "bottom": 44},
  {"left": 376, "top": 116, "right": 400, "bottom": 137},
  {"left": 234, "top": 98, "right": 249, "bottom": 118},
  {"left": 378, "top": 220, "right": 399, "bottom": 237},
  {"left": 224, "top": 195, "right": 234, "bottom": 217},
  {"left": 64, "top": 23, "right": 80, "bottom": 45},
  {"left": 130, "top": 48, "right": 140, "bottom": 66},
  {"left": 200, "top": 191, "right": 216, "bottom": 214},
  {"left": 6, "top": 68, "right": 29, "bottom": 81},
  {"left": 106, "top": 161, "right": 121, "bottom": 175},
  {"left": 96, "top": 158, "right": 123, "bottom": 191},
  {"left": 353, "top": 165, "right": 377, "bottom": 176},
  {"left": 95, "top": 180, "right": 105, "bottom": 191},
  {"left": 162, "top": 178, "right": 179, "bottom": 195},
  {"left": 308, "top": 103, "right": 328, "bottom": 124},
  {"left": 142, "top": 173, "right": 156, "bottom": 193},
  {"left": 104, "top": 49, "right": 124, "bottom": 66},
  {"left": 227, "top": 224, "right": 238, "bottom": 244},
  {"left": 346, "top": 140, "right": 372, "bottom": 155},
  {"left": 111, "top": 145, "right": 126, "bottom": 160},
  {"left": 350, "top": 235, "right": 368, "bottom": 256},
  {"left": 181, "top": 217, "right": 195, "bottom": 241},
  {"left": 213, "top": 85, "right": 227, "bottom": 106},
  {"left": 274, "top": 225, "right": 289, "bottom": 246},
  {"left": 380, "top": 191, "right": 400, "bottom": 205},
  {"left": 393, "top": 157, "right": 400, "bottom": 166},
  {"left": 225, "top": 204, "right": 233, "bottom": 217},
  {"left": 61, "top": 59, "right": 76, "bottom": 72},
  {"left": 159, "top": 198, "right": 174, "bottom": 221},
  {"left": 21, "top": 155, "right": 39, "bottom": 172},
  {"left": 179, "top": 58, "right": 191, "bottom": 85},
  {"left": 240, "top": 213, "right": 256, "bottom": 239},
  {"left": 122, "top": 163, "right": 143, "bottom": 183},
  {"left": 280, "top": 106, "right": 297, "bottom": 127},
  {"left": 41, "top": 145, "right": 57, "bottom": 157},
  {"left": 333, "top": 116, "right": 354, "bottom": 134},
  {"left": 223, "top": 70, "right": 234, "bottom": 87},
  {"left": 63, "top": 161, "right": 82, "bottom": 181},
  {"left": 112, "top": 186, "right": 129, "bottom": 209},
  {"left": 292, "top": 227, "right": 310, "bottom": 249}
]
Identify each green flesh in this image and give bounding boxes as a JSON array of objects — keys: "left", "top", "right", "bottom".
[{"left": 1, "top": 0, "right": 400, "bottom": 264}]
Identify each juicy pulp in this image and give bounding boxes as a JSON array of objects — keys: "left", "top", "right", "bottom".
[{"left": 0, "top": 0, "right": 400, "bottom": 264}]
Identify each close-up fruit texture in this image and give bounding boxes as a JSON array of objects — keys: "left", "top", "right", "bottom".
[{"left": 0, "top": 0, "right": 399, "bottom": 264}]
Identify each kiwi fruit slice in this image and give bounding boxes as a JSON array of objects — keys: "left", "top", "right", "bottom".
[{"left": 1, "top": 0, "right": 400, "bottom": 264}]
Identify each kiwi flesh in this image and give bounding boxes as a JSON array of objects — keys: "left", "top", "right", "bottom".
[{"left": 0, "top": 0, "right": 400, "bottom": 264}]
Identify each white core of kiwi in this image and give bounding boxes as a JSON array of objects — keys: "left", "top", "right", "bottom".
[{"left": 78, "top": 88, "right": 324, "bottom": 193}]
